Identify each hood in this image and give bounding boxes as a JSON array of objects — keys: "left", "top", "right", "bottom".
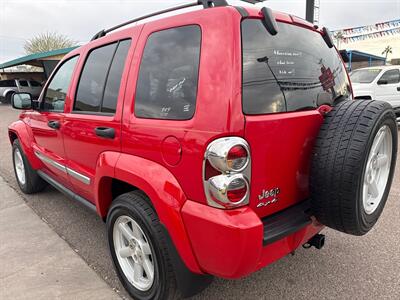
[{"left": 351, "top": 82, "right": 373, "bottom": 98}]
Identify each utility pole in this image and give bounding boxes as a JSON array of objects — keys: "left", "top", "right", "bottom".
[{"left": 306, "top": 0, "right": 320, "bottom": 25}]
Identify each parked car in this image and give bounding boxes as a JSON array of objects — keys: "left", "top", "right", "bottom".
[
  {"left": 351, "top": 65, "right": 400, "bottom": 118},
  {"left": 7, "top": 1, "right": 398, "bottom": 299},
  {"left": 0, "top": 79, "right": 42, "bottom": 103}
]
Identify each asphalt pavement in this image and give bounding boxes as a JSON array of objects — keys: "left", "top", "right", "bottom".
[{"left": 0, "top": 103, "right": 399, "bottom": 300}]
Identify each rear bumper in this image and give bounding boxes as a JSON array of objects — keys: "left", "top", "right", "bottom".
[{"left": 181, "top": 200, "right": 323, "bottom": 279}]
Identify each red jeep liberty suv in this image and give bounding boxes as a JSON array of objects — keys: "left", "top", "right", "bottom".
[{"left": 8, "top": 1, "right": 398, "bottom": 299}]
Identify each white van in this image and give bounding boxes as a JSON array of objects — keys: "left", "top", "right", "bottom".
[{"left": 351, "top": 66, "right": 400, "bottom": 121}]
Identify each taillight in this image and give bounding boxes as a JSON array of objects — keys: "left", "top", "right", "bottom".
[
  {"left": 227, "top": 145, "right": 248, "bottom": 171},
  {"left": 203, "top": 137, "right": 251, "bottom": 209},
  {"left": 227, "top": 177, "right": 248, "bottom": 202},
  {"left": 206, "top": 138, "right": 250, "bottom": 173}
]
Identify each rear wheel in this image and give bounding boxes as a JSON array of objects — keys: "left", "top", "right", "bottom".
[
  {"left": 310, "top": 100, "right": 397, "bottom": 235},
  {"left": 5, "top": 92, "right": 15, "bottom": 104},
  {"left": 12, "top": 139, "right": 47, "bottom": 194},
  {"left": 107, "top": 191, "right": 178, "bottom": 300}
]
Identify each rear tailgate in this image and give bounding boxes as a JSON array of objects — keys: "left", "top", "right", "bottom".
[
  {"left": 245, "top": 111, "right": 323, "bottom": 218},
  {"left": 241, "top": 17, "right": 351, "bottom": 219}
]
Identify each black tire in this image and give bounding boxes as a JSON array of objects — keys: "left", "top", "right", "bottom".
[
  {"left": 5, "top": 91, "right": 15, "bottom": 104},
  {"left": 107, "top": 191, "right": 178, "bottom": 300},
  {"left": 310, "top": 100, "right": 397, "bottom": 235},
  {"left": 12, "top": 139, "right": 47, "bottom": 194}
]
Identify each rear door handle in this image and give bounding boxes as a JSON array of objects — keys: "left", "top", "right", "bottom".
[
  {"left": 47, "top": 120, "right": 60, "bottom": 129},
  {"left": 94, "top": 127, "right": 115, "bottom": 139},
  {"left": 397, "top": 87, "right": 400, "bottom": 92}
]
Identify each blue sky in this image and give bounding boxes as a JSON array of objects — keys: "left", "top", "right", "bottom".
[{"left": 1, "top": 0, "right": 399, "bottom": 62}]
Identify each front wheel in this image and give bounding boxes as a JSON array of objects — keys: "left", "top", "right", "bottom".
[
  {"left": 107, "top": 191, "right": 178, "bottom": 300},
  {"left": 12, "top": 139, "right": 47, "bottom": 194}
]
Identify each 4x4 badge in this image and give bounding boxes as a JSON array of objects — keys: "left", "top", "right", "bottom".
[{"left": 257, "top": 188, "right": 280, "bottom": 208}]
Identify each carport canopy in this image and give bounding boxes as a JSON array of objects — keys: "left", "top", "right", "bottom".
[
  {"left": 0, "top": 46, "right": 78, "bottom": 78},
  {"left": 339, "top": 50, "right": 386, "bottom": 71}
]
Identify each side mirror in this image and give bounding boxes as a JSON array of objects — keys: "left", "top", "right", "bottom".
[
  {"left": 11, "top": 93, "right": 33, "bottom": 110},
  {"left": 377, "top": 79, "right": 388, "bottom": 85}
]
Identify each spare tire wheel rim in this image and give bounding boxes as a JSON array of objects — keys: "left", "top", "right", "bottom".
[
  {"left": 363, "top": 125, "right": 393, "bottom": 215},
  {"left": 113, "top": 215, "right": 155, "bottom": 291}
]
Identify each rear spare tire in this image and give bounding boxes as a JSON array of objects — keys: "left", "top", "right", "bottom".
[{"left": 310, "top": 100, "right": 397, "bottom": 235}]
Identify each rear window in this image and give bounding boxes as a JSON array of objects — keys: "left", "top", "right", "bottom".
[
  {"left": 0, "top": 80, "right": 16, "bottom": 87},
  {"left": 242, "top": 20, "right": 351, "bottom": 115}
]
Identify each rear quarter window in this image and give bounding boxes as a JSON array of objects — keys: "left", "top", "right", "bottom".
[
  {"left": 242, "top": 19, "right": 351, "bottom": 115},
  {"left": 0, "top": 80, "right": 17, "bottom": 87},
  {"left": 19, "top": 80, "right": 29, "bottom": 87},
  {"left": 135, "top": 25, "right": 201, "bottom": 120},
  {"left": 29, "top": 80, "right": 42, "bottom": 87}
]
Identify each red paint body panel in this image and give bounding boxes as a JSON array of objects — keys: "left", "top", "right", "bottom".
[
  {"left": 245, "top": 111, "right": 324, "bottom": 218},
  {"left": 8, "top": 119, "right": 42, "bottom": 169},
  {"left": 182, "top": 200, "right": 323, "bottom": 278},
  {"left": 113, "top": 153, "right": 202, "bottom": 274},
  {"left": 27, "top": 111, "right": 73, "bottom": 188},
  {"left": 7, "top": 6, "right": 343, "bottom": 281},
  {"left": 62, "top": 114, "right": 121, "bottom": 202},
  {"left": 93, "top": 151, "right": 120, "bottom": 217},
  {"left": 182, "top": 200, "right": 263, "bottom": 278}
]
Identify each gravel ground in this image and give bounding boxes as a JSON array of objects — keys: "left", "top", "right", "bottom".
[{"left": 0, "top": 103, "right": 399, "bottom": 300}]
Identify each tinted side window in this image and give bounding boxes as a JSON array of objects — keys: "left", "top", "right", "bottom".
[
  {"left": 135, "top": 25, "right": 201, "bottom": 120},
  {"left": 0, "top": 80, "right": 17, "bottom": 87},
  {"left": 19, "top": 80, "right": 28, "bottom": 87},
  {"left": 43, "top": 56, "right": 79, "bottom": 112},
  {"left": 379, "top": 69, "right": 400, "bottom": 84},
  {"left": 30, "top": 80, "right": 42, "bottom": 87},
  {"left": 102, "top": 40, "right": 131, "bottom": 113},
  {"left": 74, "top": 43, "right": 117, "bottom": 112},
  {"left": 242, "top": 20, "right": 351, "bottom": 115}
]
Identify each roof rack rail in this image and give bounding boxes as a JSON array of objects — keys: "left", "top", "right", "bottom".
[{"left": 90, "top": 0, "right": 267, "bottom": 41}]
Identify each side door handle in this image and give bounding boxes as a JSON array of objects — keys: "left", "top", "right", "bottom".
[
  {"left": 94, "top": 127, "right": 115, "bottom": 139},
  {"left": 397, "top": 87, "right": 400, "bottom": 92},
  {"left": 47, "top": 120, "right": 60, "bottom": 129}
]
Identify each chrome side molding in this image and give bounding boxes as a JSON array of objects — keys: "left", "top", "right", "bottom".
[
  {"left": 66, "top": 167, "right": 91, "bottom": 185},
  {"left": 35, "top": 151, "right": 66, "bottom": 173},
  {"left": 35, "top": 151, "right": 91, "bottom": 185}
]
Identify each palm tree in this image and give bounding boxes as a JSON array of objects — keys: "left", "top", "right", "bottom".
[
  {"left": 382, "top": 46, "right": 393, "bottom": 62},
  {"left": 333, "top": 31, "right": 344, "bottom": 49}
]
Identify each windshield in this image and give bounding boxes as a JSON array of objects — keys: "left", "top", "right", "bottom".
[
  {"left": 241, "top": 20, "right": 351, "bottom": 115},
  {"left": 350, "top": 69, "right": 381, "bottom": 83}
]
